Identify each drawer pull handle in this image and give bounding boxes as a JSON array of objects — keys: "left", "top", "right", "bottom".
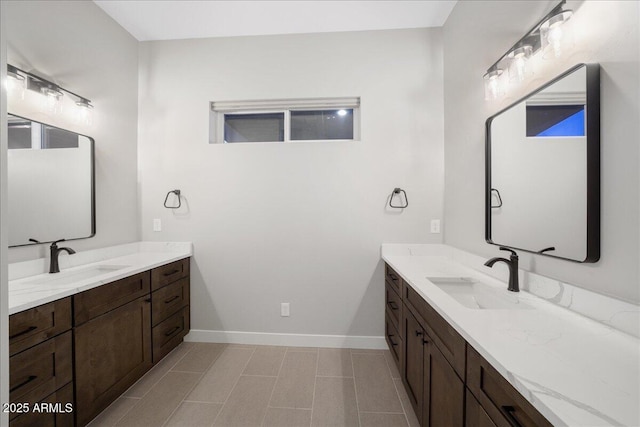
[
  {"left": 389, "top": 273, "right": 398, "bottom": 281},
  {"left": 165, "top": 295, "right": 180, "bottom": 304},
  {"left": 9, "top": 326, "right": 37, "bottom": 340},
  {"left": 10, "top": 375, "right": 37, "bottom": 393},
  {"left": 387, "top": 335, "right": 398, "bottom": 347},
  {"left": 163, "top": 269, "right": 180, "bottom": 277},
  {"left": 415, "top": 330, "right": 423, "bottom": 337},
  {"left": 501, "top": 406, "right": 523, "bottom": 427},
  {"left": 422, "top": 339, "right": 429, "bottom": 345},
  {"left": 164, "top": 326, "right": 181, "bottom": 336},
  {"left": 144, "top": 298, "right": 152, "bottom": 303},
  {"left": 387, "top": 301, "right": 399, "bottom": 310}
]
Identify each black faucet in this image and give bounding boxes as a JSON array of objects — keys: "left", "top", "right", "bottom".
[
  {"left": 49, "top": 239, "right": 76, "bottom": 274},
  {"left": 484, "top": 247, "right": 519, "bottom": 292}
]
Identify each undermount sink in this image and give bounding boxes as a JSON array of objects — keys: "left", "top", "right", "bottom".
[
  {"left": 427, "top": 277, "right": 532, "bottom": 310},
  {"left": 22, "top": 265, "right": 130, "bottom": 286}
]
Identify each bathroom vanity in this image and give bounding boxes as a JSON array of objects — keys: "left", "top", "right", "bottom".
[
  {"left": 383, "top": 244, "right": 640, "bottom": 427},
  {"left": 7, "top": 243, "right": 192, "bottom": 426}
]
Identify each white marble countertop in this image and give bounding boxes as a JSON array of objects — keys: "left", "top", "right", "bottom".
[
  {"left": 382, "top": 244, "right": 640, "bottom": 427},
  {"left": 9, "top": 242, "right": 192, "bottom": 315}
]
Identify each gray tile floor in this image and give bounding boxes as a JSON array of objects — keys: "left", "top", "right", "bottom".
[{"left": 88, "top": 342, "right": 420, "bottom": 427}]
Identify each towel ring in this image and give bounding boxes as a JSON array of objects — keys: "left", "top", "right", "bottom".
[{"left": 164, "top": 189, "right": 182, "bottom": 209}]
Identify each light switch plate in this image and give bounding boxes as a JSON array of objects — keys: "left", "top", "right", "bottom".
[
  {"left": 430, "top": 219, "right": 441, "bottom": 234},
  {"left": 281, "top": 303, "right": 290, "bottom": 317},
  {"left": 153, "top": 218, "right": 162, "bottom": 232}
]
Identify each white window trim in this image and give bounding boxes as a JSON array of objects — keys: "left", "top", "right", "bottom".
[{"left": 210, "top": 97, "right": 360, "bottom": 144}]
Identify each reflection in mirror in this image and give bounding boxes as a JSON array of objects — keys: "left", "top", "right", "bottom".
[
  {"left": 7, "top": 115, "right": 95, "bottom": 247},
  {"left": 486, "top": 64, "right": 600, "bottom": 262}
]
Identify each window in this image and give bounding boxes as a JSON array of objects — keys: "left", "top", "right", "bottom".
[
  {"left": 210, "top": 97, "right": 360, "bottom": 144},
  {"left": 526, "top": 105, "right": 585, "bottom": 137}
]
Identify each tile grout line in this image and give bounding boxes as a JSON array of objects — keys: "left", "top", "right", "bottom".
[
  {"left": 210, "top": 345, "right": 258, "bottom": 427},
  {"left": 109, "top": 343, "right": 197, "bottom": 426},
  {"left": 309, "top": 347, "right": 321, "bottom": 427},
  {"left": 392, "top": 377, "right": 413, "bottom": 427},
  {"left": 350, "top": 350, "right": 363, "bottom": 427},
  {"left": 260, "top": 346, "right": 291, "bottom": 427},
  {"left": 159, "top": 342, "right": 214, "bottom": 427},
  {"left": 159, "top": 370, "right": 206, "bottom": 427}
]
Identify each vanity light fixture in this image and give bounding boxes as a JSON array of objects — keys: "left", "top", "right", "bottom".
[
  {"left": 540, "top": 9, "right": 574, "bottom": 58},
  {"left": 483, "top": 69, "right": 504, "bottom": 100},
  {"left": 75, "top": 97, "right": 94, "bottom": 125},
  {"left": 6, "top": 64, "right": 26, "bottom": 99},
  {"left": 483, "top": 0, "right": 573, "bottom": 100},
  {"left": 6, "top": 64, "right": 94, "bottom": 119}
]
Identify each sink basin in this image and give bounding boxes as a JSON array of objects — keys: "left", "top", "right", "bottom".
[
  {"left": 22, "top": 265, "right": 130, "bottom": 286},
  {"left": 427, "top": 277, "right": 532, "bottom": 310}
]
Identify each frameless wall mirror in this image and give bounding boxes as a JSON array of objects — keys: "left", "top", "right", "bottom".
[
  {"left": 7, "top": 114, "right": 95, "bottom": 247},
  {"left": 486, "top": 63, "right": 600, "bottom": 262}
]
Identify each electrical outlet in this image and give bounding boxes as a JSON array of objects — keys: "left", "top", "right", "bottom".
[
  {"left": 430, "top": 219, "right": 441, "bottom": 234},
  {"left": 281, "top": 303, "right": 290, "bottom": 317},
  {"left": 153, "top": 218, "right": 162, "bottom": 232}
]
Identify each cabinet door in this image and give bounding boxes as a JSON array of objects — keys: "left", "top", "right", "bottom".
[
  {"left": 403, "top": 310, "right": 424, "bottom": 421},
  {"left": 466, "top": 389, "right": 497, "bottom": 427},
  {"left": 75, "top": 296, "right": 152, "bottom": 426},
  {"left": 423, "top": 341, "right": 464, "bottom": 427}
]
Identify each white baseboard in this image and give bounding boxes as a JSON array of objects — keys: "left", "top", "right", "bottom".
[{"left": 185, "top": 329, "right": 388, "bottom": 350}]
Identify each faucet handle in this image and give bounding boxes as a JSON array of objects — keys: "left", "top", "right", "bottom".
[
  {"left": 499, "top": 246, "right": 518, "bottom": 258},
  {"left": 50, "top": 239, "right": 66, "bottom": 248}
]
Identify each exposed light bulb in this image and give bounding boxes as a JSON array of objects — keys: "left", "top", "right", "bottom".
[
  {"left": 6, "top": 66, "right": 26, "bottom": 99},
  {"left": 40, "top": 86, "right": 63, "bottom": 115},
  {"left": 483, "top": 69, "right": 504, "bottom": 100},
  {"left": 507, "top": 45, "right": 533, "bottom": 82},
  {"left": 540, "top": 10, "right": 573, "bottom": 59},
  {"left": 75, "top": 99, "right": 94, "bottom": 126}
]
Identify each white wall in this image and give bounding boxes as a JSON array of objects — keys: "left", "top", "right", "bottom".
[
  {"left": 5, "top": 1, "right": 140, "bottom": 262},
  {"left": 443, "top": 1, "right": 640, "bottom": 302},
  {"left": 138, "top": 29, "right": 444, "bottom": 340}
]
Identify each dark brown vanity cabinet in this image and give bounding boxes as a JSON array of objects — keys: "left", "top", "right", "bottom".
[
  {"left": 8, "top": 257, "right": 191, "bottom": 427},
  {"left": 402, "top": 300, "right": 464, "bottom": 427},
  {"left": 385, "top": 266, "right": 403, "bottom": 370},
  {"left": 466, "top": 347, "right": 552, "bottom": 427},
  {"left": 74, "top": 272, "right": 153, "bottom": 426},
  {"left": 150, "top": 259, "right": 190, "bottom": 363},
  {"left": 8, "top": 298, "right": 73, "bottom": 426},
  {"left": 385, "top": 262, "right": 550, "bottom": 427}
]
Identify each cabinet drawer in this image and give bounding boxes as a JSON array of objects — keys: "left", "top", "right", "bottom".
[
  {"left": 9, "top": 382, "right": 74, "bottom": 427},
  {"left": 385, "top": 313, "right": 402, "bottom": 370},
  {"left": 404, "top": 284, "right": 466, "bottom": 378},
  {"left": 151, "top": 258, "right": 190, "bottom": 291},
  {"left": 152, "top": 277, "right": 189, "bottom": 326},
  {"left": 385, "top": 282, "right": 402, "bottom": 333},
  {"left": 74, "top": 271, "right": 151, "bottom": 325},
  {"left": 467, "top": 346, "right": 552, "bottom": 427},
  {"left": 385, "top": 264, "right": 402, "bottom": 294},
  {"left": 9, "top": 331, "right": 72, "bottom": 414},
  {"left": 153, "top": 306, "right": 190, "bottom": 363},
  {"left": 9, "top": 298, "right": 71, "bottom": 356}
]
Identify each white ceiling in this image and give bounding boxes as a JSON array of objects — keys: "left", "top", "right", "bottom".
[{"left": 94, "top": 1, "right": 457, "bottom": 41}]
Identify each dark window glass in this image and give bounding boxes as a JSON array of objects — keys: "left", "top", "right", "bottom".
[
  {"left": 291, "top": 109, "right": 354, "bottom": 141},
  {"left": 224, "top": 113, "right": 285, "bottom": 143},
  {"left": 42, "top": 126, "right": 79, "bottom": 148},
  {"left": 8, "top": 121, "right": 32, "bottom": 149},
  {"left": 526, "top": 105, "right": 585, "bottom": 137}
]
